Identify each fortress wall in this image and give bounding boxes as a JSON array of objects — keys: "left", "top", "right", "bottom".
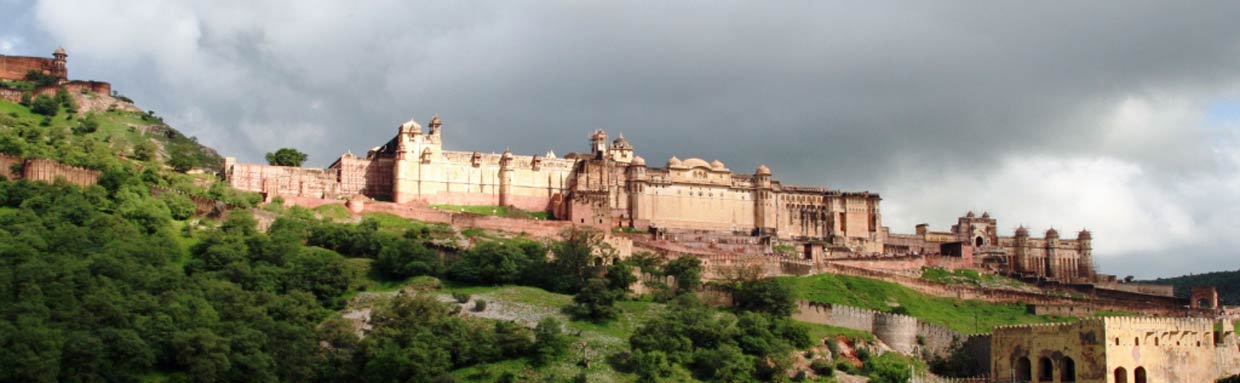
[
  {"left": 635, "top": 183, "right": 755, "bottom": 231},
  {"left": 333, "top": 157, "right": 393, "bottom": 198},
  {"left": 400, "top": 152, "right": 574, "bottom": 211},
  {"left": 790, "top": 300, "right": 971, "bottom": 357},
  {"left": 0, "top": 154, "right": 22, "bottom": 180},
  {"left": 22, "top": 158, "right": 99, "bottom": 187},
  {"left": 918, "top": 321, "right": 971, "bottom": 358},
  {"left": 1094, "top": 281, "right": 1176, "bottom": 297},
  {"left": 0, "top": 55, "right": 54, "bottom": 80},
  {"left": 227, "top": 163, "right": 337, "bottom": 198},
  {"left": 875, "top": 313, "right": 920, "bottom": 354}
]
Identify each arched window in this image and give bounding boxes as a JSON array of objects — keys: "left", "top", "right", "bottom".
[
  {"left": 1115, "top": 337, "right": 1120, "bottom": 345},
  {"left": 1015, "top": 357, "right": 1032, "bottom": 381},
  {"left": 1038, "top": 357, "right": 1053, "bottom": 382},
  {"left": 1154, "top": 337, "right": 1159, "bottom": 346},
  {"left": 1135, "top": 337, "right": 1140, "bottom": 346},
  {"left": 1061, "top": 357, "right": 1076, "bottom": 382},
  {"left": 975, "top": 236, "right": 984, "bottom": 247},
  {"left": 1115, "top": 367, "right": 1128, "bottom": 383},
  {"left": 1134, "top": 366, "right": 1147, "bottom": 383}
]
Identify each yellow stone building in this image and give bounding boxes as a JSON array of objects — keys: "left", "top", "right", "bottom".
[{"left": 991, "top": 317, "right": 1240, "bottom": 382}]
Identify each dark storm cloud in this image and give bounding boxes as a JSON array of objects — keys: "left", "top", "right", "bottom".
[{"left": 6, "top": 1, "right": 1240, "bottom": 277}]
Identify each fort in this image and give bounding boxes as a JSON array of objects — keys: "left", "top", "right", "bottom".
[
  {"left": 0, "top": 48, "right": 114, "bottom": 104},
  {"left": 226, "top": 115, "right": 1107, "bottom": 285}
]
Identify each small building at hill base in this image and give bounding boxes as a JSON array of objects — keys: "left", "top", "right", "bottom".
[{"left": 991, "top": 317, "right": 1240, "bottom": 382}]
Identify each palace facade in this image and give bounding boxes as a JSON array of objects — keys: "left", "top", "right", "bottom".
[{"left": 224, "top": 115, "right": 1095, "bottom": 283}]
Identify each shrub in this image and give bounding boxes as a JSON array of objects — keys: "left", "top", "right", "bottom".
[
  {"left": 532, "top": 318, "right": 568, "bottom": 366},
  {"left": 452, "top": 293, "right": 471, "bottom": 304},
  {"left": 811, "top": 358, "right": 835, "bottom": 376},
  {"left": 472, "top": 300, "right": 487, "bottom": 312},
  {"left": 567, "top": 278, "right": 620, "bottom": 322},
  {"left": 31, "top": 94, "right": 59, "bottom": 116}
]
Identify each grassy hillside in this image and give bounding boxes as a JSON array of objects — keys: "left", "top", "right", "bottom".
[
  {"left": 777, "top": 273, "right": 1073, "bottom": 333},
  {"left": 1147, "top": 269, "right": 1240, "bottom": 305},
  {"left": 0, "top": 98, "right": 222, "bottom": 172}
]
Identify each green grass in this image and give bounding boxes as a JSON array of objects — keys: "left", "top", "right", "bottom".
[
  {"left": 920, "top": 266, "right": 1024, "bottom": 288},
  {"left": 431, "top": 283, "right": 665, "bottom": 383},
  {"left": 778, "top": 273, "right": 1073, "bottom": 333},
  {"left": 1, "top": 99, "right": 222, "bottom": 170},
  {"left": 360, "top": 212, "right": 454, "bottom": 236},
  {"left": 314, "top": 203, "right": 351, "bottom": 220},
  {"left": 431, "top": 204, "right": 551, "bottom": 220}
]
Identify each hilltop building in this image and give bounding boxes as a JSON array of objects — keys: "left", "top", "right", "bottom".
[
  {"left": 0, "top": 48, "right": 112, "bottom": 103},
  {"left": 225, "top": 115, "right": 1099, "bottom": 283}
]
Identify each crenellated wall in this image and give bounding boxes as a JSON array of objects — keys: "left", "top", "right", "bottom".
[{"left": 0, "top": 154, "right": 100, "bottom": 187}]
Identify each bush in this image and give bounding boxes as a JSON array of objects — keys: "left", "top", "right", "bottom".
[
  {"left": 472, "top": 300, "right": 487, "bottom": 312},
  {"left": 452, "top": 293, "right": 471, "bottom": 304},
  {"left": 533, "top": 318, "right": 568, "bottom": 366},
  {"left": 811, "top": 358, "right": 835, "bottom": 376},
  {"left": 567, "top": 278, "right": 621, "bottom": 322},
  {"left": 31, "top": 94, "right": 59, "bottom": 116},
  {"left": 74, "top": 113, "right": 100, "bottom": 135}
]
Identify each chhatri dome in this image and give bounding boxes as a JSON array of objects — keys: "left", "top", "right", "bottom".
[
  {"left": 667, "top": 156, "right": 682, "bottom": 167},
  {"left": 755, "top": 164, "right": 771, "bottom": 175},
  {"left": 631, "top": 155, "right": 646, "bottom": 166}
]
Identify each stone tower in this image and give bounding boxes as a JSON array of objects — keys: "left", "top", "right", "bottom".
[
  {"left": 753, "top": 164, "right": 773, "bottom": 236},
  {"left": 1044, "top": 228, "right": 1059, "bottom": 279},
  {"left": 590, "top": 130, "right": 608, "bottom": 160},
  {"left": 392, "top": 117, "right": 422, "bottom": 204},
  {"left": 51, "top": 47, "right": 67, "bottom": 80},
  {"left": 1077, "top": 229, "right": 1093, "bottom": 281},
  {"left": 498, "top": 149, "right": 513, "bottom": 207},
  {"left": 1014, "top": 226, "right": 1030, "bottom": 273}
]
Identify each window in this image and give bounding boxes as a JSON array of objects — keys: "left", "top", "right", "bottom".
[
  {"left": 1135, "top": 337, "right": 1139, "bottom": 346},
  {"left": 1134, "top": 366, "right": 1147, "bottom": 383},
  {"left": 1115, "top": 367, "right": 1128, "bottom": 383}
]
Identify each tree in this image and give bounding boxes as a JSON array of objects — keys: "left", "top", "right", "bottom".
[
  {"left": 663, "top": 257, "right": 702, "bottom": 293},
  {"left": 374, "top": 237, "right": 440, "bottom": 279},
  {"left": 19, "top": 90, "right": 32, "bottom": 106},
  {"left": 72, "top": 112, "right": 101, "bottom": 135},
  {"left": 265, "top": 148, "right": 308, "bottom": 167},
  {"left": 532, "top": 318, "right": 568, "bottom": 366},
  {"left": 605, "top": 260, "right": 637, "bottom": 292},
  {"left": 568, "top": 278, "right": 620, "bottom": 322},
  {"left": 448, "top": 241, "right": 534, "bottom": 285},
  {"left": 31, "top": 94, "right": 59, "bottom": 116},
  {"left": 548, "top": 226, "right": 611, "bottom": 293},
  {"left": 132, "top": 140, "right": 157, "bottom": 161},
  {"left": 168, "top": 145, "right": 199, "bottom": 172},
  {"left": 731, "top": 278, "right": 796, "bottom": 317}
]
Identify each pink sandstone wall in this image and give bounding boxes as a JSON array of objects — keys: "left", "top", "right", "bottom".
[
  {"left": 0, "top": 154, "right": 21, "bottom": 180},
  {"left": 0, "top": 55, "right": 55, "bottom": 81}
]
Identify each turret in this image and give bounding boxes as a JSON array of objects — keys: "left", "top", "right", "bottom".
[
  {"left": 610, "top": 134, "right": 633, "bottom": 163},
  {"left": 392, "top": 117, "right": 423, "bottom": 204},
  {"left": 1044, "top": 228, "right": 1060, "bottom": 278},
  {"left": 51, "top": 47, "right": 67, "bottom": 80},
  {"left": 427, "top": 114, "right": 443, "bottom": 144},
  {"left": 498, "top": 149, "right": 513, "bottom": 207},
  {"left": 590, "top": 130, "right": 608, "bottom": 160},
  {"left": 1014, "top": 226, "right": 1030, "bottom": 273},
  {"left": 1077, "top": 229, "right": 1093, "bottom": 281},
  {"left": 753, "top": 165, "right": 774, "bottom": 236}
]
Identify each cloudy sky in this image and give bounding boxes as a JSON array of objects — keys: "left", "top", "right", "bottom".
[{"left": 4, "top": 1, "right": 1240, "bottom": 278}]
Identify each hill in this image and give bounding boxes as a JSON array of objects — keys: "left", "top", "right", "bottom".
[
  {"left": 1146, "top": 269, "right": 1240, "bottom": 305},
  {"left": 0, "top": 90, "right": 222, "bottom": 173}
]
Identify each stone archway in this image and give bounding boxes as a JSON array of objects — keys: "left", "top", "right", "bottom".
[
  {"left": 975, "top": 236, "right": 984, "bottom": 247},
  {"left": 1061, "top": 357, "right": 1076, "bottom": 382},
  {"left": 1134, "top": 366, "right": 1147, "bottom": 383},
  {"left": 1038, "top": 357, "right": 1053, "bottom": 382},
  {"left": 1115, "top": 367, "right": 1128, "bottom": 383},
  {"left": 1015, "top": 357, "right": 1032, "bottom": 381}
]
